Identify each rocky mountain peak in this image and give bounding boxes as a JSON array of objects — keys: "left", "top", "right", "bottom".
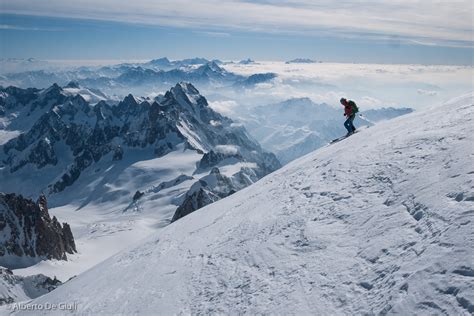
[
  {"left": 122, "top": 93, "right": 139, "bottom": 106},
  {"left": 165, "top": 82, "right": 207, "bottom": 113},
  {"left": 113, "top": 93, "right": 146, "bottom": 117},
  {"left": 207, "top": 61, "right": 224, "bottom": 71},
  {"left": 172, "top": 82, "right": 200, "bottom": 97},
  {"left": 196, "top": 61, "right": 225, "bottom": 75},
  {"left": 41, "top": 83, "right": 63, "bottom": 97},
  {"left": 64, "top": 81, "right": 80, "bottom": 89},
  {"left": 37, "top": 193, "right": 48, "bottom": 214}
]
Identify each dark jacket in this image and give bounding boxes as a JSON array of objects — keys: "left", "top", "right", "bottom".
[{"left": 343, "top": 102, "right": 353, "bottom": 116}]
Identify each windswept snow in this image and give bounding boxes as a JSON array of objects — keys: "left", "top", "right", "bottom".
[{"left": 13, "top": 93, "right": 474, "bottom": 315}]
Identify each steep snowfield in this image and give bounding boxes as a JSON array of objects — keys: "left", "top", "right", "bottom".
[{"left": 16, "top": 93, "right": 474, "bottom": 315}]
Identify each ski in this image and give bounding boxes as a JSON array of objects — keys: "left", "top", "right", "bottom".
[
  {"left": 329, "top": 132, "right": 355, "bottom": 144},
  {"left": 329, "top": 126, "right": 368, "bottom": 144}
]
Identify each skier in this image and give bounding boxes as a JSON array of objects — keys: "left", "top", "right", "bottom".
[{"left": 340, "top": 98, "right": 358, "bottom": 136}]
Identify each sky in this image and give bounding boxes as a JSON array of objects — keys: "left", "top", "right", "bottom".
[{"left": 0, "top": 0, "right": 473, "bottom": 64}]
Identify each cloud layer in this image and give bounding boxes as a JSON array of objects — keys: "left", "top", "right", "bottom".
[
  {"left": 2, "top": 0, "right": 472, "bottom": 47},
  {"left": 221, "top": 61, "right": 473, "bottom": 110}
]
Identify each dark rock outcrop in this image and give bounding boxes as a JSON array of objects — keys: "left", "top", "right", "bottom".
[
  {"left": 172, "top": 188, "right": 220, "bottom": 222},
  {"left": 172, "top": 167, "right": 240, "bottom": 222},
  {"left": 197, "top": 150, "right": 241, "bottom": 170},
  {"left": 132, "top": 191, "right": 144, "bottom": 201},
  {"left": 0, "top": 193, "right": 76, "bottom": 268}
]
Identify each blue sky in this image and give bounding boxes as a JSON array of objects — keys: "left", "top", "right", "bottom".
[{"left": 0, "top": 0, "right": 472, "bottom": 64}]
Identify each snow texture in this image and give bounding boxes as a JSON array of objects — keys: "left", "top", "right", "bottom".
[{"left": 16, "top": 93, "right": 474, "bottom": 315}]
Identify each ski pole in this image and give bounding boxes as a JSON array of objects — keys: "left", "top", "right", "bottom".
[{"left": 358, "top": 114, "right": 376, "bottom": 125}]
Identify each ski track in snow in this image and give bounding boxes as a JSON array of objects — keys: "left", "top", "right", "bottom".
[{"left": 8, "top": 93, "right": 474, "bottom": 315}]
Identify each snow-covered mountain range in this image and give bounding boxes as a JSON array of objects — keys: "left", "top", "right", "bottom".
[
  {"left": 0, "top": 81, "right": 279, "bottom": 203},
  {"left": 17, "top": 92, "right": 473, "bottom": 315},
  {"left": 0, "top": 81, "right": 279, "bottom": 282}
]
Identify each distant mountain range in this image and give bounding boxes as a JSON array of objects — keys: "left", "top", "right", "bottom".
[
  {"left": 238, "top": 58, "right": 256, "bottom": 65},
  {"left": 145, "top": 57, "right": 221, "bottom": 69},
  {"left": 286, "top": 58, "right": 318, "bottom": 64},
  {"left": 0, "top": 59, "right": 277, "bottom": 97}
]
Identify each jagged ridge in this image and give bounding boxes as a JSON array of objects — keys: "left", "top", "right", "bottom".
[
  {"left": 0, "top": 193, "right": 76, "bottom": 268},
  {"left": 0, "top": 82, "right": 280, "bottom": 220}
]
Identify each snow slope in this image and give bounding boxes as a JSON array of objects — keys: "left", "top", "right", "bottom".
[{"left": 16, "top": 93, "right": 474, "bottom": 315}]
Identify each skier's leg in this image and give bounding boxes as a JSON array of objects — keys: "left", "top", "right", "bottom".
[
  {"left": 344, "top": 117, "right": 351, "bottom": 133},
  {"left": 350, "top": 115, "right": 356, "bottom": 132}
]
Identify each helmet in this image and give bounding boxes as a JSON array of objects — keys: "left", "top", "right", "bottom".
[{"left": 340, "top": 98, "right": 347, "bottom": 104}]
